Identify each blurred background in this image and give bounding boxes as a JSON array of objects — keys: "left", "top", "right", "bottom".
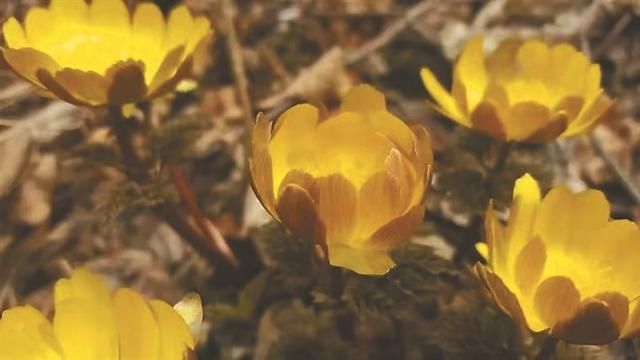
[{"left": 0, "top": 0, "right": 639, "bottom": 359}]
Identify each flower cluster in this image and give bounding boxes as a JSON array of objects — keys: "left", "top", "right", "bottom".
[
  {"left": 0, "top": 268, "right": 202, "bottom": 359},
  {"left": 421, "top": 37, "right": 612, "bottom": 142},
  {"left": 476, "top": 174, "right": 640, "bottom": 345},
  {"left": 2, "top": 0, "right": 211, "bottom": 106}
]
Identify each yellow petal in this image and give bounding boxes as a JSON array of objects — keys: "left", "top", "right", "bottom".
[
  {"left": 50, "top": 68, "right": 109, "bottom": 105},
  {"left": 533, "top": 276, "right": 580, "bottom": 328},
  {"left": 2, "top": 17, "right": 28, "bottom": 49},
  {"left": 514, "top": 236, "right": 546, "bottom": 294},
  {"left": 485, "top": 38, "right": 522, "bottom": 83},
  {"left": 484, "top": 200, "right": 506, "bottom": 273},
  {"left": 250, "top": 114, "right": 278, "bottom": 219},
  {"left": 268, "top": 104, "right": 320, "bottom": 191},
  {"left": 328, "top": 243, "right": 395, "bottom": 275},
  {"left": 50, "top": 0, "right": 89, "bottom": 27},
  {"left": 173, "top": 293, "right": 204, "bottom": 341},
  {"left": 504, "top": 173, "right": 540, "bottom": 264},
  {"left": 166, "top": 6, "right": 194, "bottom": 52},
  {"left": 89, "top": 0, "right": 130, "bottom": 30},
  {"left": 534, "top": 186, "right": 609, "bottom": 253},
  {"left": 132, "top": 3, "right": 167, "bottom": 80},
  {"left": 149, "top": 299, "right": 196, "bottom": 360},
  {"left": 549, "top": 43, "right": 591, "bottom": 98},
  {"left": 420, "top": 67, "right": 467, "bottom": 124},
  {"left": 456, "top": 36, "right": 487, "bottom": 111},
  {"left": 0, "top": 306, "right": 63, "bottom": 360},
  {"left": 147, "top": 46, "right": 186, "bottom": 93},
  {"left": 591, "top": 292, "right": 629, "bottom": 330},
  {"left": 515, "top": 39, "right": 550, "bottom": 82},
  {"left": 368, "top": 111, "right": 416, "bottom": 156},
  {"left": 37, "top": 68, "right": 91, "bottom": 106},
  {"left": 563, "top": 92, "right": 613, "bottom": 136},
  {"left": 113, "top": 289, "right": 160, "bottom": 360},
  {"left": 24, "top": 7, "right": 54, "bottom": 50},
  {"left": 316, "top": 174, "right": 357, "bottom": 244},
  {"left": 340, "top": 84, "right": 386, "bottom": 114},
  {"left": 551, "top": 298, "right": 621, "bottom": 345},
  {"left": 523, "top": 111, "right": 569, "bottom": 143},
  {"left": 275, "top": 184, "right": 325, "bottom": 244},
  {"left": 622, "top": 301, "right": 640, "bottom": 338},
  {"left": 53, "top": 269, "right": 119, "bottom": 360}
]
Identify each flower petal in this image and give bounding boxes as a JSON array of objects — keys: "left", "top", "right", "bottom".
[
  {"left": 2, "top": 17, "right": 28, "bottom": 49},
  {"left": 2, "top": 47, "right": 61, "bottom": 89},
  {"left": 49, "top": 68, "right": 109, "bottom": 105},
  {"left": 523, "top": 111, "right": 569, "bottom": 143},
  {"left": 328, "top": 243, "right": 395, "bottom": 275},
  {"left": 173, "top": 293, "right": 203, "bottom": 341},
  {"left": 551, "top": 298, "right": 621, "bottom": 345},
  {"left": 563, "top": 92, "right": 613, "bottom": 136},
  {"left": 456, "top": 36, "right": 487, "bottom": 111},
  {"left": 275, "top": 184, "right": 325, "bottom": 245},
  {"left": 475, "top": 264, "right": 534, "bottom": 330},
  {"left": 37, "top": 68, "right": 93, "bottom": 106},
  {"left": 484, "top": 200, "right": 506, "bottom": 273},
  {"left": 533, "top": 276, "right": 580, "bottom": 328},
  {"left": 250, "top": 115, "right": 278, "bottom": 218},
  {"left": 370, "top": 204, "right": 425, "bottom": 247},
  {"left": 113, "top": 289, "right": 160, "bottom": 360},
  {"left": 504, "top": 173, "right": 541, "bottom": 264},
  {"left": 166, "top": 6, "right": 194, "bottom": 51},
  {"left": 89, "top": 0, "right": 130, "bottom": 30},
  {"left": 106, "top": 60, "right": 148, "bottom": 105},
  {"left": 0, "top": 306, "right": 63, "bottom": 360},
  {"left": 316, "top": 174, "right": 357, "bottom": 244},
  {"left": 50, "top": 0, "right": 89, "bottom": 26},
  {"left": 149, "top": 299, "right": 196, "bottom": 360},
  {"left": 420, "top": 67, "right": 467, "bottom": 124},
  {"left": 340, "top": 84, "right": 386, "bottom": 114},
  {"left": 147, "top": 46, "right": 186, "bottom": 94},
  {"left": 53, "top": 269, "right": 119, "bottom": 360},
  {"left": 24, "top": 7, "right": 54, "bottom": 49},
  {"left": 470, "top": 100, "right": 506, "bottom": 140},
  {"left": 506, "top": 101, "right": 552, "bottom": 141},
  {"left": 514, "top": 236, "right": 546, "bottom": 295}
]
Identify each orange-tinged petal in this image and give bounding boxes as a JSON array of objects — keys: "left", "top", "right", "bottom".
[
  {"left": 275, "top": 184, "right": 325, "bottom": 244},
  {"left": 2, "top": 17, "right": 28, "bottom": 49},
  {"left": 368, "top": 111, "right": 416, "bottom": 156},
  {"left": 37, "top": 68, "right": 93, "bottom": 106},
  {"left": 316, "top": 174, "right": 357, "bottom": 244},
  {"left": 551, "top": 298, "right": 621, "bottom": 345},
  {"left": 0, "top": 306, "right": 64, "bottom": 360},
  {"left": 420, "top": 67, "right": 467, "bottom": 124},
  {"left": 370, "top": 204, "right": 425, "bottom": 247},
  {"left": 49, "top": 68, "right": 109, "bottom": 105},
  {"left": 328, "top": 243, "right": 395, "bottom": 275},
  {"left": 456, "top": 36, "right": 487, "bottom": 111},
  {"left": 524, "top": 112, "right": 569, "bottom": 143},
  {"left": 506, "top": 101, "right": 552, "bottom": 141},
  {"left": 113, "top": 289, "right": 160, "bottom": 360},
  {"left": 533, "top": 276, "right": 580, "bottom": 328},
  {"left": 106, "top": 60, "right": 148, "bottom": 105},
  {"left": 591, "top": 292, "right": 629, "bottom": 330},
  {"left": 2, "top": 47, "right": 61, "bottom": 89},
  {"left": 470, "top": 100, "right": 506, "bottom": 140}
]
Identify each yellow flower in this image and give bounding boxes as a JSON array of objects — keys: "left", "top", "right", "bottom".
[
  {"left": 249, "top": 85, "right": 433, "bottom": 275},
  {"left": 1, "top": 0, "right": 211, "bottom": 106},
  {"left": 476, "top": 174, "right": 640, "bottom": 345},
  {"left": 0, "top": 268, "right": 203, "bottom": 360},
  {"left": 421, "top": 37, "right": 613, "bottom": 142}
]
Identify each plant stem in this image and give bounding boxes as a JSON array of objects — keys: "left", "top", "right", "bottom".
[{"left": 107, "top": 106, "right": 237, "bottom": 267}]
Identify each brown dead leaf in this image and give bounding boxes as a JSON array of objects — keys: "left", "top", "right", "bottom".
[
  {"left": 15, "top": 153, "right": 58, "bottom": 226},
  {"left": 0, "top": 127, "right": 32, "bottom": 197}
]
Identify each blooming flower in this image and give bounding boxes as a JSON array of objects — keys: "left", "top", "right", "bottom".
[
  {"left": 0, "top": 268, "right": 202, "bottom": 359},
  {"left": 249, "top": 85, "right": 433, "bottom": 275},
  {"left": 1, "top": 0, "right": 211, "bottom": 106},
  {"left": 476, "top": 174, "right": 640, "bottom": 345},
  {"left": 421, "top": 37, "right": 613, "bottom": 142}
]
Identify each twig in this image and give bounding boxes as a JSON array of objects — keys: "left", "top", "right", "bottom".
[
  {"left": 590, "top": 133, "right": 640, "bottom": 205},
  {"left": 220, "top": 0, "right": 254, "bottom": 129},
  {"left": 168, "top": 165, "right": 239, "bottom": 266},
  {"left": 346, "top": 0, "right": 435, "bottom": 64}
]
